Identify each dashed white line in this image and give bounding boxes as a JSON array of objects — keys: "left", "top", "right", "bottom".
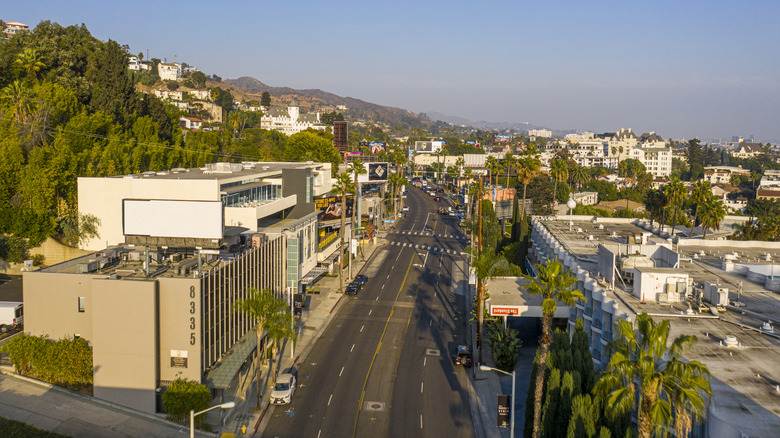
[
  {"left": 420, "top": 414, "right": 423, "bottom": 429},
  {"left": 421, "top": 382, "right": 424, "bottom": 393},
  {"left": 360, "top": 325, "right": 365, "bottom": 332},
  {"left": 318, "top": 430, "right": 322, "bottom": 438},
  {"left": 328, "top": 394, "right": 333, "bottom": 406},
  {"left": 339, "top": 367, "right": 345, "bottom": 377},
  {"left": 424, "top": 357, "right": 427, "bottom": 366},
  {"left": 375, "top": 296, "right": 379, "bottom": 301},
  {"left": 369, "top": 309, "right": 373, "bottom": 316},
  {"left": 351, "top": 344, "right": 355, "bottom": 352}
]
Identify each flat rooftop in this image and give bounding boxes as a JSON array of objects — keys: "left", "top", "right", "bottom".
[
  {"left": 535, "top": 216, "right": 780, "bottom": 435},
  {"left": 109, "top": 162, "right": 325, "bottom": 182}
]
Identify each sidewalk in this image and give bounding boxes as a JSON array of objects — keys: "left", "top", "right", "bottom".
[{"left": 215, "top": 236, "right": 389, "bottom": 437}]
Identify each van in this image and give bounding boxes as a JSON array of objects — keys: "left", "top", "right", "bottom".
[{"left": 0, "top": 301, "right": 23, "bottom": 333}]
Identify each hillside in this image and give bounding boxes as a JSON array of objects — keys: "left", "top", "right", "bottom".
[{"left": 224, "top": 76, "right": 431, "bottom": 128}]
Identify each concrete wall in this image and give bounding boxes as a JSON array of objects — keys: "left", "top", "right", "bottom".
[
  {"left": 158, "top": 277, "right": 202, "bottom": 383},
  {"left": 92, "top": 279, "right": 158, "bottom": 414},
  {"left": 78, "top": 177, "right": 219, "bottom": 251},
  {"left": 23, "top": 271, "right": 100, "bottom": 340}
]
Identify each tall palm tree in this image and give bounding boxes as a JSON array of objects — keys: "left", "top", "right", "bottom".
[
  {"left": 689, "top": 180, "right": 712, "bottom": 228},
  {"left": 550, "top": 158, "right": 568, "bottom": 209},
  {"left": 455, "top": 156, "right": 465, "bottom": 191},
  {"left": 664, "top": 177, "right": 687, "bottom": 237},
  {"left": 485, "top": 155, "right": 501, "bottom": 193},
  {"left": 435, "top": 147, "right": 447, "bottom": 185},
  {"left": 348, "top": 159, "right": 367, "bottom": 259},
  {"left": 524, "top": 258, "right": 583, "bottom": 438},
  {"left": 1, "top": 80, "right": 35, "bottom": 122},
  {"left": 644, "top": 189, "right": 667, "bottom": 228},
  {"left": 502, "top": 152, "right": 516, "bottom": 200},
  {"left": 698, "top": 196, "right": 727, "bottom": 239},
  {"left": 516, "top": 152, "right": 541, "bottom": 224},
  {"left": 232, "top": 288, "right": 289, "bottom": 408},
  {"left": 569, "top": 165, "right": 589, "bottom": 191},
  {"left": 388, "top": 173, "right": 408, "bottom": 219},
  {"left": 333, "top": 172, "right": 355, "bottom": 292},
  {"left": 750, "top": 170, "right": 761, "bottom": 189},
  {"left": 594, "top": 313, "right": 711, "bottom": 438},
  {"left": 469, "top": 247, "right": 519, "bottom": 363}
]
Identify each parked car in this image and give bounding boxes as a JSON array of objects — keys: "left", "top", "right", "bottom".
[
  {"left": 402, "top": 205, "right": 409, "bottom": 212},
  {"left": 345, "top": 283, "right": 359, "bottom": 295},
  {"left": 354, "top": 274, "right": 368, "bottom": 286},
  {"left": 454, "top": 345, "right": 473, "bottom": 367},
  {"left": 435, "top": 196, "right": 441, "bottom": 202},
  {"left": 270, "top": 370, "right": 298, "bottom": 405},
  {"left": 0, "top": 302, "right": 23, "bottom": 334}
]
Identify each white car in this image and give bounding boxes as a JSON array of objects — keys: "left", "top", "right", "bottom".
[
  {"left": 402, "top": 206, "right": 409, "bottom": 212},
  {"left": 270, "top": 371, "right": 297, "bottom": 405}
]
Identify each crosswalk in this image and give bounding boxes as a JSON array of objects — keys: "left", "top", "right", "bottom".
[
  {"left": 387, "top": 241, "right": 464, "bottom": 255},
  {"left": 393, "top": 230, "right": 468, "bottom": 240}
]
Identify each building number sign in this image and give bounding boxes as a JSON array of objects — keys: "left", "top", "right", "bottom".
[{"left": 189, "top": 286, "right": 196, "bottom": 345}]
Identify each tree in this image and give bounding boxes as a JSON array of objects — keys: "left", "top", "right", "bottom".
[
  {"left": 698, "top": 196, "right": 727, "bottom": 239},
  {"left": 594, "top": 313, "right": 711, "bottom": 438},
  {"left": 517, "top": 150, "right": 541, "bottom": 226},
  {"left": 87, "top": 39, "right": 137, "bottom": 128},
  {"left": 211, "top": 86, "right": 234, "bottom": 113},
  {"left": 260, "top": 91, "right": 271, "bottom": 107},
  {"left": 689, "top": 180, "right": 712, "bottom": 228},
  {"left": 487, "top": 319, "right": 523, "bottom": 371},
  {"left": 618, "top": 158, "right": 646, "bottom": 179},
  {"left": 333, "top": 172, "right": 355, "bottom": 293},
  {"left": 60, "top": 212, "right": 100, "bottom": 247},
  {"left": 502, "top": 152, "right": 517, "bottom": 197},
  {"left": 348, "top": 159, "right": 367, "bottom": 260},
  {"left": 14, "top": 48, "right": 47, "bottom": 83},
  {"left": 686, "top": 138, "right": 703, "bottom": 169},
  {"left": 232, "top": 288, "right": 289, "bottom": 409},
  {"left": 1, "top": 80, "right": 35, "bottom": 122},
  {"left": 664, "top": 177, "right": 687, "bottom": 237},
  {"left": 550, "top": 158, "right": 568, "bottom": 209},
  {"left": 162, "top": 379, "right": 211, "bottom": 427},
  {"left": 485, "top": 155, "right": 503, "bottom": 191},
  {"left": 190, "top": 70, "right": 207, "bottom": 89},
  {"left": 569, "top": 165, "right": 590, "bottom": 191},
  {"left": 265, "top": 304, "right": 296, "bottom": 384},
  {"left": 284, "top": 131, "right": 342, "bottom": 175},
  {"left": 524, "top": 258, "right": 584, "bottom": 438},
  {"left": 388, "top": 172, "right": 408, "bottom": 220}
]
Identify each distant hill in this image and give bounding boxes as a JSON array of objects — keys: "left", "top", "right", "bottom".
[{"left": 224, "top": 76, "right": 431, "bottom": 128}]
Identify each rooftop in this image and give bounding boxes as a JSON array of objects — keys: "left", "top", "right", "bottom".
[{"left": 105, "top": 162, "right": 327, "bottom": 182}]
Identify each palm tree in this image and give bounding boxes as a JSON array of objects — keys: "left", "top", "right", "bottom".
[
  {"left": 689, "top": 180, "right": 712, "bottom": 228},
  {"left": 550, "top": 158, "right": 568, "bottom": 209},
  {"left": 455, "top": 156, "right": 465, "bottom": 191},
  {"left": 469, "top": 247, "right": 519, "bottom": 363},
  {"left": 333, "top": 172, "right": 355, "bottom": 292},
  {"left": 524, "top": 258, "right": 583, "bottom": 438},
  {"left": 435, "top": 148, "right": 447, "bottom": 185},
  {"left": 502, "top": 152, "right": 516, "bottom": 200},
  {"left": 698, "top": 196, "right": 727, "bottom": 239},
  {"left": 516, "top": 152, "right": 541, "bottom": 224},
  {"left": 485, "top": 155, "right": 501, "bottom": 193},
  {"left": 644, "top": 189, "right": 667, "bottom": 228},
  {"left": 750, "top": 170, "right": 761, "bottom": 189},
  {"left": 569, "top": 165, "right": 590, "bottom": 191},
  {"left": 232, "top": 288, "right": 289, "bottom": 409},
  {"left": 388, "top": 173, "right": 408, "bottom": 219},
  {"left": 348, "top": 159, "right": 367, "bottom": 259},
  {"left": 594, "top": 313, "right": 711, "bottom": 438},
  {"left": 664, "top": 177, "right": 687, "bottom": 237},
  {"left": 14, "top": 48, "right": 46, "bottom": 82},
  {"left": 1, "top": 80, "right": 35, "bottom": 122},
  {"left": 265, "top": 305, "right": 297, "bottom": 385}
]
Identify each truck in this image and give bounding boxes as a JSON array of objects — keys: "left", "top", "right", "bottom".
[{"left": 0, "top": 301, "right": 23, "bottom": 334}]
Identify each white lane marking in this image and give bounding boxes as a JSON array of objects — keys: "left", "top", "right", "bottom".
[
  {"left": 369, "top": 309, "right": 372, "bottom": 316},
  {"left": 375, "top": 296, "right": 379, "bottom": 301},
  {"left": 351, "top": 344, "right": 355, "bottom": 352},
  {"left": 424, "top": 357, "right": 427, "bottom": 366},
  {"left": 396, "top": 250, "right": 402, "bottom": 261},
  {"left": 382, "top": 284, "right": 385, "bottom": 289},
  {"left": 318, "top": 430, "right": 322, "bottom": 438},
  {"left": 328, "top": 394, "right": 333, "bottom": 406},
  {"left": 360, "top": 325, "right": 365, "bottom": 332},
  {"left": 420, "top": 414, "right": 423, "bottom": 429},
  {"left": 339, "top": 367, "right": 345, "bottom": 377},
  {"left": 421, "top": 382, "right": 424, "bottom": 393}
]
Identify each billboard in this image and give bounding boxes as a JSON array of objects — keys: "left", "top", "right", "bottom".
[
  {"left": 315, "top": 194, "right": 354, "bottom": 222},
  {"left": 355, "top": 162, "right": 389, "bottom": 183},
  {"left": 123, "top": 200, "right": 223, "bottom": 239}
]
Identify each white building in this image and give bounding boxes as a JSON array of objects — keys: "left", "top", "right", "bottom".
[
  {"left": 3, "top": 21, "right": 28, "bottom": 38},
  {"left": 127, "top": 56, "right": 152, "bottom": 71},
  {"left": 528, "top": 129, "right": 552, "bottom": 138},
  {"left": 179, "top": 116, "right": 202, "bottom": 130},
  {"left": 260, "top": 103, "right": 324, "bottom": 136},
  {"left": 628, "top": 144, "right": 672, "bottom": 177},
  {"left": 157, "top": 62, "right": 181, "bottom": 81}
]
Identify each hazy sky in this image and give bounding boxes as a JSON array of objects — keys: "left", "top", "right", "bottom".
[{"left": 5, "top": 0, "right": 780, "bottom": 142}]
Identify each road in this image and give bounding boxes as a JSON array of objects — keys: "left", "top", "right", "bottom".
[{"left": 262, "top": 182, "right": 475, "bottom": 437}]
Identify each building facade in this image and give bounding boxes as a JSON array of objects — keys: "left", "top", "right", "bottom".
[{"left": 260, "top": 103, "right": 325, "bottom": 135}]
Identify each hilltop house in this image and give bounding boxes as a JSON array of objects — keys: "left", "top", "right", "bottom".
[
  {"left": 260, "top": 102, "right": 324, "bottom": 135},
  {"left": 731, "top": 142, "right": 763, "bottom": 159}
]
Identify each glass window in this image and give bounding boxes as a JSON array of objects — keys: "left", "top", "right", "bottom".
[{"left": 78, "top": 297, "right": 86, "bottom": 313}]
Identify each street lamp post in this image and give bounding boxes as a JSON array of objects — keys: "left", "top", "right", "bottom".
[
  {"left": 190, "top": 401, "right": 235, "bottom": 438},
  {"left": 480, "top": 365, "right": 516, "bottom": 438},
  {"left": 567, "top": 199, "right": 577, "bottom": 231}
]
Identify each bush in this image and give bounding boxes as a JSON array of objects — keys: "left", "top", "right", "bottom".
[
  {"left": 0, "top": 417, "right": 70, "bottom": 437},
  {"left": 0, "top": 235, "right": 29, "bottom": 263},
  {"left": 31, "top": 254, "right": 45, "bottom": 266},
  {"left": 487, "top": 319, "right": 522, "bottom": 372},
  {"left": 162, "top": 379, "right": 212, "bottom": 426},
  {"left": 0, "top": 334, "right": 93, "bottom": 390}
]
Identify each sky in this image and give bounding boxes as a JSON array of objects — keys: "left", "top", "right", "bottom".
[{"left": 5, "top": 0, "right": 780, "bottom": 142}]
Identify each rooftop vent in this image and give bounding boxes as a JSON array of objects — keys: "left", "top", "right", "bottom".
[
  {"left": 723, "top": 335, "right": 739, "bottom": 348},
  {"left": 156, "top": 171, "right": 169, "bottom": 176},
  {"left": 171, "top": 168, "right": 186, "bottom": 173},
  {"left": 598, "top": 224, "right": 604, "bottom": 230},
  {"left": 123, "top": 174, "right": 139, "bottom": 179},
  {"left": 764, "top": 253, "right": 772, "bottom": 261},
  {"left": 760, "top": 321, "right": 774, "bottom": 334},
  {"left": 142, "top": 171, "right": 156, "bottom": 177}
]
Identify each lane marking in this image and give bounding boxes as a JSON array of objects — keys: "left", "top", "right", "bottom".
[
  {"left": 353, "top": 256, "right": 415, "bottom": 437},
  {"left": 421, "top": 382, "right": 424, "bottom": 393},
  {"left": 424, "top": 357, "right": 427, "bottom": 366},
  {"left": 420, "top": 414, "right": 423, "bottom": 429},
  {"left": 368, "top": 309, "right": 372, "bottom": 316},
  {"left": 351, "top": 344, "right": 355, "bottom": 352},
  {"left": 360, "top": 325, "right": 364, "bottom": 332},
  {"left": 328, "top": 395, "right": 333, "bottom": 406},
  {"left": 340, "top": 367, "right": 345, "bottom": 377}
]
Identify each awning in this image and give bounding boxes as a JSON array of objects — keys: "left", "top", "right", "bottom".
[
  {"left": 203, "top": 330, "right": 259, "bottom": 390},
  {"left": 300, "top": 266, "right": 328, "bottom": 285}
]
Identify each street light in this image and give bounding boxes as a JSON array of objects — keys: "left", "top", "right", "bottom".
[
  {"left": 480, "top": 365, "right": 516, "bottom": 438},
  {"left": 567, "top": 199, "right": 577, "bottom": 231},
  {"left": 190, "top": 401, "right": 235, "bottom": 438}
]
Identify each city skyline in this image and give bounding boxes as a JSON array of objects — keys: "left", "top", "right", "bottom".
[{"left": 4, "top": 0, "right": 780, "bottom": 142}]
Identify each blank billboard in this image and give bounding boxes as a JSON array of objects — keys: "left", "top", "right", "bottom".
[
  {"left": 123, "top": 200, "right": 223, "bottom": 239},
  {"left": 357, "top": 162, "right": 389, "bottom": 182}
]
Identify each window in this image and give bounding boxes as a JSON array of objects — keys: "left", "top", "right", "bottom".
[{"left": 78, "top": 297, "right": 86, "bottom": 313}]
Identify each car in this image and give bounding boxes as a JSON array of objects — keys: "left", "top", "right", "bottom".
[
  {"left": 270, "top": 370, "right": 297, "bottom": 405},
  {"left": 454, "top": 345, "right": 473, "bottom": 367},
  {"left": 435, "top": 196, "right": 441, "bottom": 202},
  {"left": 438, "top": 207, "right": 447, "bottom": 214},
  {"left": 354, "top": 274, "right": 368, "bottom": 286},
  {"left": 345, "top": 283, "right": 359, "bottom": 295},
  {"left": 402, "top": 205, "right": 409, "bottom": 212}
]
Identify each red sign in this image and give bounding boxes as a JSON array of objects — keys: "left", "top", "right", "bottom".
[{"left": 491, "top": 307, "right": 520, "bottom": 316}]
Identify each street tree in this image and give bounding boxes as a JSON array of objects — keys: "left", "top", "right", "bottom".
[
  {"left": 333, "top": 172, "right": 355, "bottom": 292},
  {"left": 348, "top": 158, "right": 367, "bottom": 259},
  {"left": 265, "top": 305, "right": 296, "bottom": 384},
  {"left": 524, "top": 258, "right": 583, "bottom": 438}
]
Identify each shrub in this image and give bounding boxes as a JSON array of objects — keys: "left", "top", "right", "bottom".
[
  {"left": 0, "top": 334, "right": 93, "bottom": 390},
  {"left": 162, "top": 379, "right": 212, "bottom": 426}
]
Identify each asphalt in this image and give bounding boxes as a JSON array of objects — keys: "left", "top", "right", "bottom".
[{"left": 0, "top": 219, "right": 532, "bottom": 438}]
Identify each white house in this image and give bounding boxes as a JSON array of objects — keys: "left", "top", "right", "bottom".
[
  {"left": 260, "top": 102, "right": 324, "bottom": 135},
  {"left": 158, "top": 62, "right": 181, "bottom": 81},
  {"left": 179, "top": 117, "right": 202, "bottom": 130}
]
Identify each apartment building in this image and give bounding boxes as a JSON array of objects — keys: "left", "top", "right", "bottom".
[{"left": 260, "top": 103, "right": 325, "bottom": 136}]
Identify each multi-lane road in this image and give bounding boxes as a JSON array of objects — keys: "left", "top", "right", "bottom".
[{"left": 262, "top": 183, "right": 475, "bottom": 437}]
